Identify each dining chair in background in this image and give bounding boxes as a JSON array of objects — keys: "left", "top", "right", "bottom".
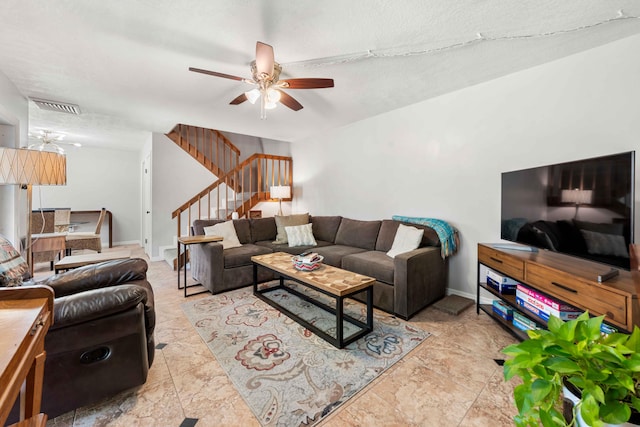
[{"left": 65, "top": 208, "right": 106, "bottom": 255}]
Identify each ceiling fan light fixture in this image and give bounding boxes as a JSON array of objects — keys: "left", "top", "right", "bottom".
[
  {"left": 266, "top": 88, "right": 281, "bottom": 104},
  {"left": 245, "top": 88, "right": 261, "bottom": 104},
  {"left": 27, "top": 141, "right": 66, "bottom": 155},
  {"left": 264, "top": 101, "right": 278, "bottom": 110}
]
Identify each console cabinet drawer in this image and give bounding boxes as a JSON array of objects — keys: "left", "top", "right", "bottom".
[
  {"left": 526, "top": 263, "right": 628, "bottom": 328},
  {"left": 478, "top": 245, "right": 524, "bottom": 281}
]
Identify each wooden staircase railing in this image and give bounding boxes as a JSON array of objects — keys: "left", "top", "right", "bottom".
[
  {"left": 172, "top": 153, "right": 292, "bottom": 239},
  {"left": 166, "top": 123, "right": 240, "bottom": 178}
]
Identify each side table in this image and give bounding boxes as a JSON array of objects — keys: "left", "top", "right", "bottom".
[
  {"left": 0, "top": 285, "right": 54, "bottom": 427},
  {"left": 177, "top": 235, "right": 223, "bottom": 297}
]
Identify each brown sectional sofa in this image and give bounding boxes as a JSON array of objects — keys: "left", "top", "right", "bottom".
[{"left": 191, "top": 215, "right": 448, "bottom": 319}]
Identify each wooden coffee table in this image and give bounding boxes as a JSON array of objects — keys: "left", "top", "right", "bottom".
[
  {"left": 251, "top": 252, "right": 374, "bottom": 348},
  {"left": 54, "top": 250, "right": 131, "bottom": 273}
]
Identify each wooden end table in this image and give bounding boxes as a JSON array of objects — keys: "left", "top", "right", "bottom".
[
  {"left": 251, "top": 252, "right": 374, "bottom": 348},
  {"left": 0, "top": 285, "right": 54, "bottom": 427},
  {"left": 177, "top": 235, "right": 223, "bottom": 297}
]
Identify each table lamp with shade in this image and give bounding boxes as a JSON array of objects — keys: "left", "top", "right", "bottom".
[
  {"left": 270, "top": 185, "right": 291, "bottom": 216},
  {"left": 0, "top": 147, "right": 67, "bottom": 269}
]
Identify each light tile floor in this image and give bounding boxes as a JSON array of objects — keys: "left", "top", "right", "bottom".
[{"left": 37, "top": 245, "right": 520, "bottom": 427}]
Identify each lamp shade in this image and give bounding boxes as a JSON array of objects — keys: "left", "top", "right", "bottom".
[
  {"left": 270, "top": 185, "right": 291, "bottom": 199},
  {"left": 0, "top": 148, "right": 66, "bottom": 185},
  {"left": 561, "top": 188, "right": 593, "bottom": 204}
]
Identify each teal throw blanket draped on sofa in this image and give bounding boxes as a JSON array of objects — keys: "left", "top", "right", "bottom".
[{"left": 392, "top": 216, "right": 459, "bottom": 259}]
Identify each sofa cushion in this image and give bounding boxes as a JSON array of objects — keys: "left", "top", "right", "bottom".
[
  {"left": 334, "top": 218, "right": 381, "bottom": 250},
  {"left": 223, "top": 244, "right": 273, "bottom": 269},
  {"left": 313, "top": 245, "right": 367, "bottom": 267},
  {"left": 342, "top": 251, "right": 394, "bottom": 285},
  {"left": 310, "top": 216, "right": 342, "bottom": 243},
  {"left": 274, "top": 213, "right": 309, "bottom": 244},
  {"left": 204, "top": 221, "right": 242, "bottom": 250},
  {"left": 375, "top": 220, "right": 440, "bottom": 252},
  {"left": 250, "top": 217, "right": 277, "bottom": 242},
  {"left": 193, "top": 219, "right": 224, "bottom": 236},
  {"left": 233, "top": 219, "right": 252, "bottom": 244},
  {"left": 286, "top": 223, "right": 317, "bottom": 247},
  {"left": 386, "top": 224, "right": 424, "bottom": 258}
]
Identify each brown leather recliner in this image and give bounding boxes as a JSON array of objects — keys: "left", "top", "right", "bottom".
[{"left": 9, "top": 258, "right": 155, "bottom": 421}]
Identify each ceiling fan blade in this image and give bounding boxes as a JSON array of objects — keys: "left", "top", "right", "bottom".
[
  {"left": 280, "top": 78, "right": 334, "bottom": 89},
  {"left": 189, "top": 67, "right": 245, "bottom": 81},
  {"left": 279, "top": 91, "right": 303, "bottom": 111},
  {"left": 230, "top": 93, "right": 248, "bottom": 105},
  {"left": 255, "top": 42, "right": 275, "bottom": 77}
]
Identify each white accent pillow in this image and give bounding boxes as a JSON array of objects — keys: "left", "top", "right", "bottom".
[
  {"left": 203, "top": 220, "right": 242, "bottom": 249},
  {"left": 386, "top": 224, "right": 424, "bottom": 258},
  {"left": 285, "top": 223, "right": 317, "bottom": 247}
]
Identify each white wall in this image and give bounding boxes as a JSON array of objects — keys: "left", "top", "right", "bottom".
[
  {"left": 151, "top": 133, "right": 214, "bottom": 258},
  {"left": 33, "top": 145, "right": 142, "bottom": 247},
  {"left": 0, "top": 71, "right": 28, "bottom": 246},
  {"left": 291, "top": 34, "right": 640, "bottom": 300}
]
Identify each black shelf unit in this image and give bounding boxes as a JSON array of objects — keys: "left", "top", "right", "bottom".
[{"left": 477, "top": 282, "right": 550, "bottom": 341}]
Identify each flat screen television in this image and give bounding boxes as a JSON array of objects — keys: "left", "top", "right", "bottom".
[{"left": 501, "top": 151, "right": 635, "bottom": 270}]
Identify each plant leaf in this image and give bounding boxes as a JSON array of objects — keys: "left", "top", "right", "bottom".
[
  {"left": 545, "top": 357, "right": 581, "bottom": 374},
  {"left": 580, "top": 393, "right": 602, "bottom": 427},
  {"left": 626, "top": 326, "right": 640, "bottom": 353},
  {"left": 600, "top": 400, "right": 631, "bottom": 425},
  {"left": 531, "top": 379, "right": 553, "bottom": 402},
  {"left": 547, "top": 315, "right": 565, "bottom": 335}
]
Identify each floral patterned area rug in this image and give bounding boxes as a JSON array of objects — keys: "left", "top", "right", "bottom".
[{"left": 181, "top": 282, "right": 430, "bottom": 426}]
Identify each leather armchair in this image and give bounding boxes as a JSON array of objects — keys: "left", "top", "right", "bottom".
[{"left": 9, "top": 258, "right": 155, "bottom": 421}]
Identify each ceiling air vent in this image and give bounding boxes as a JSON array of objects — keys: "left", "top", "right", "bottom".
[{"left": 30, "top": 97, "right": 81, "bottom": 115}]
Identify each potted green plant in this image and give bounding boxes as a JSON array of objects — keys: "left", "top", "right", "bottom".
[{"left": 502, "top": 311, "right": 640, "bottom": 427}]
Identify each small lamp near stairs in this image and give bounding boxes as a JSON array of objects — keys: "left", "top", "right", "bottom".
[{"left": 270, "top": 185, "right": 290, "bottom": 216}]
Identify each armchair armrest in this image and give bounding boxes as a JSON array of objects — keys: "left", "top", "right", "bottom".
[
  {"left": 32, "top": 258, "right": 148, "bottom": 298},
  {"left": 51, "top": 284, "right": 147, "bottom": 330},
  {"left": 190, "top": 242, "right": 224, "bottom": 294},
  {"left": 393, "top": 246, "right": 448, "bottom": 319}
]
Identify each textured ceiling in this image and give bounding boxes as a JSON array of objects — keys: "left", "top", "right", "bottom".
[{"left": 1, "top": 1, "right": 639, "bottom": 151}]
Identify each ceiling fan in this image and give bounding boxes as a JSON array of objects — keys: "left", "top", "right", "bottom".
[
  {"left": 189, "top": 41, "right": 334, "bottom": 119},
  {"left": 28, "top": 130, "right": 82, "bottom": 154}
]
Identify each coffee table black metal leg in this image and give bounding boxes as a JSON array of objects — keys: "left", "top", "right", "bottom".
[
  {"left": 253, "top": 263, "right": 258, "bottom": 293},
  {"left": 367, "top": 286, "right": 373, "bottom": 330},
  {"left": 336, "top": 296, "right": 344, "bottom": 347}
]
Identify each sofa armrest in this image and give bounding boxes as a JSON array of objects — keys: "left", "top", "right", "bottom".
[
  {"left": 190, "top": 242, "right": 224, "bottom": 293},
  {"left": 32, "top": 258, "right": 148, "bottom": 298},
  {"left": 393, "top": 246, "right": 448, "bottom": 319},
  {"left": 51, "top": 284, "right": 147, "bottom": 330}
]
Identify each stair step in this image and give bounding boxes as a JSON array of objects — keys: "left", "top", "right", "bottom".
[
  {"left": 163, "top": 247, "right": 188, "bottom": 271},
  {"left": 163, "top": 248, "right": 177, "bottom": 268}
]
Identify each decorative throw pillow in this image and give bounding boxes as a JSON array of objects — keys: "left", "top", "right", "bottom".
[
  {"left": 285, "top": 223, "right": 317, "bottom": 247},
  {"left": 0, "top": 235, "right": 28, "bottom": 287},
  {"left": 274, "top": 213, "right": 309, "bottom": 244},
  {"left": 203, "top": 220, "right": 242, "bottom": 250},
  {"left": 580, "top": 229, "right": 629, "bottom": 258},
  {"left": 386, "top": 224, "right": 424, "bottom": 258}
]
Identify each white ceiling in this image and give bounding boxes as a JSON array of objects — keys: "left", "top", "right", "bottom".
[{"left": 1, "top": 1, "right": 640, "bottom": 151}]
